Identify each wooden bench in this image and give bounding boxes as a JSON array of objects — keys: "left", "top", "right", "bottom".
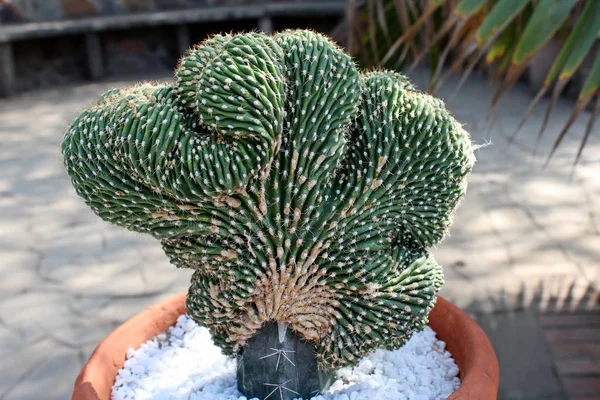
[{"left": 0, "top": 1, "right": 346, "bottom": 96}]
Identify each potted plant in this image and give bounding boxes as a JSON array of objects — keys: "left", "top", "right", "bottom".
[{"left": 62, "top": 30, "right": 499, "bottom": 399}]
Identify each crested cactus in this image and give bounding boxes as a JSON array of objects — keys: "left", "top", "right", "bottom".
[{"left": 62, "top": 30, "right": 475, "bottom": 399}]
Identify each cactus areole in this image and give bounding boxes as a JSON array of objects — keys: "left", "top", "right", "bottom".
[{"left": 62, "top": 30, "right": 475, "bottom": 399}]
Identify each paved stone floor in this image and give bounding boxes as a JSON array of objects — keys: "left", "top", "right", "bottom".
[{"left": 0, "top": 71, "right": 598, "bottom": 400}]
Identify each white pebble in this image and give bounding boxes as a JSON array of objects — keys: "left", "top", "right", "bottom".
[{"left": 111, "top": 316, "right": 460, "bottom": 400}]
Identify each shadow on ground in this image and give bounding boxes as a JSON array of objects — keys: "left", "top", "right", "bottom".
[{"left": 466, "top": 279, "right": 599, "bottom": 400}]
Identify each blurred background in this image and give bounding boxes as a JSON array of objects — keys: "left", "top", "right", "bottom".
[{"left": 0, "top": 1, "right": 598, "bottom": 399}]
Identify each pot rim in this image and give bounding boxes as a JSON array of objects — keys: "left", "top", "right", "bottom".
[{"left": 72, "top": 294, "right": 499, "bottom": 400}]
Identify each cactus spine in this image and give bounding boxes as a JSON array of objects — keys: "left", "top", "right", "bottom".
[{"left": 62, "top": 30, "right": 475, "bottom": 399}]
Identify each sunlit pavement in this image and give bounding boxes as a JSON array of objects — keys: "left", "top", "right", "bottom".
[{"left": 0, "top": 71, "right": 598, "bottom": 399}]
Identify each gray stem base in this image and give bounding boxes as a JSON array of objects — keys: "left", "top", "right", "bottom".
[{"left": 236, "top": 322, "right": 333, "bottom": 400}]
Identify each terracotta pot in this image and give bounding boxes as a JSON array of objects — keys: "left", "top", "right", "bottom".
[
  {"left": 428, "top": 297, "right": 499, "bottom": 400},
  {"left": 72, "top": 294, "right": 499, "bottom": 400}
]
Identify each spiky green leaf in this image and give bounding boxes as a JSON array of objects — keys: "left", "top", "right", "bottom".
[
  {"left": 558, "top": 1, "right": 600, "bottom": 82},
  {"left": 476, "top": 0, "right": 530, "bottom": 43},
  {"left": 578, "top": 53, "right": 600, "bottom": 101},
  {"left": 512, "top": 0, "right": 577, "bottom": 65},
  {"left": 455, "top": 0, "right": 487, "bottom": 18}
]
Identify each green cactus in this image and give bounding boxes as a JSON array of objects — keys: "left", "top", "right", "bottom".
[{"left": 62, "top": 30, "right": 475, "bottom": 399}]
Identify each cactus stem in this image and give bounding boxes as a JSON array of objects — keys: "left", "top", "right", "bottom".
[
  {"left": 258, "top": 347, "right": 296, "bottom": 371},
  {"left": 263, "top": 380, "right": 299, "bottom": 400}
]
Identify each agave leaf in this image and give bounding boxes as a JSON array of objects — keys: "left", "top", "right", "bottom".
[
  {"left": 425, "top": 6, "right": 444, "bottom": 83},
  {"left": 488, "top": 26, "right": 517, "bottom": 88},
  {"left": 536, "top": 38, "right": 572, "bottom": 143},
  {"left": 509, "top": 87, "right": 548, "bottom": 142},
  {"left": 482, "top": 4, "right": 530, "bottom": 107},
  {"left": 487, "top": 61, "right": 528, "bottom": 113},
  {"left": 404, "top": 0, "right": 419, "bottom": 20},
  {"left": 408, "top": 8, "right": 460, "bottom": 71},
  {"left": 346, "top": 0, "right": 357, "bottom": 54},
  {"left": 380, "top": 1, "right": 442, "bottom": 65},
  {"left": 578, "top": 52, "right": 600, "bottom": 103},
  {"left": 557, "top": 0, "right": 600, "bottom": 83},
  {"left": 452, "top": 43, "right": 493, "bottom": 95},
  {"left": 435, "top": 27, "right": 480, "bottom": 92},
  {"left": 390, "top": 0, "right": 422, "bottom": 69},
  {"left": 422, "top": 9, "right": 435, "bottom": 65},
  {"left": 512, "top": 0, "right": 600, "bottom": 138},
  {"left": 392, "top": 0, "right": 411, "bottom": 30},
  {"left": 476, "top": 0, "right": 530, "bottom": 44},
  {"left": 391, "top": 0, "right": 419, "bottom": 61},
  {"left": 545, "top": 54, "right": 600, "bottom": 163},
  {"left": 356, "top": 0, "right": 597, "bottom": 163},
  {"left": 486, "top": 22, "right": 515, "bottom": 64},
  {"left": 536, "top": 78, "right": 568, "bottom": 144},
  {"left": 368, "top": 0, "right": 381, "bottom": 64},
  {"left": 455, "top": 9, "right": 523, "bottom": 97},
  {"left": 431, "top": 12, "right": 484, "bottom": 87},
  {"left": 496, "top": 0, "right": 575, "bottom": 132},
  {"left": 545, "top": 86, "right": 593, "bottom": 166},
  {"left": 376, "top": 0, "right": 391, "bottom": 43},
  {"left": 353, "top": 16, "right": 373, "bottom": 66},
  {"left": 394, "top": 36, "right": 413, "bottom": 69},
  {"left": 573, "top": 94, "right": 600, "bottom": 167},
  {"left": 512, "top": 0, "right": 576, "bottom": 65},
  {"left": 495, "top": 36, "right": 515, "bottom": 73},
  {"left": 451, "top": 0, "right": 531, "bottom": 98},
  {"left": 455, "top": 0, "right": 487, "bottom": 18},
  {"left": 426, "top": 23, "right": 463, "bottom": 90}
]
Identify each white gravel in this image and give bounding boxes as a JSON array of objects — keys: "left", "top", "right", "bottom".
[{"left": 112, "top": 315, "right": 460, "bottom": 400}]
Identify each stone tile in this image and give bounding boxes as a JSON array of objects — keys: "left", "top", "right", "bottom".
[
  {"left": 0, "top": 251, "right": 40, "bottom": 295},
  {"left": 0, "top": 324, "right": 27, "bottom": 358},
  {"left": 28, "top": 198, "right": 102, "bottom": 242},
  {"left": 36, "top": 222, "right": 105, "bottom": 258},
  {"left": 46, "top": 315, "right": 121, "bottom": 349},
  {"left": 0, "top": 201, "right": 34, "bottom": 252},
  {"left": 67, "top": 293, "right": 113, "bottom": 318},
  {"left": 61, "top": 259, "right": 174, "bottom": 297},
  {"left": 0, "top": 289, "right": 73, "bottom": 344},
  {"left": 0, "top": 338, "right": 57, "bottom": 399},
  {"left": 4, "top": 346, "right": 82, "bottom": 400},
  {"left": 94, "top": 290, "right": 184, "bottom": 324}
]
